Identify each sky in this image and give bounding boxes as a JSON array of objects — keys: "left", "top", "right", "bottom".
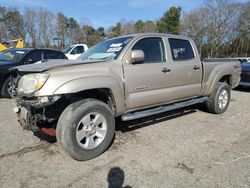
[{"left": 0, "top": 0, "right": 249, "bottom": 28}]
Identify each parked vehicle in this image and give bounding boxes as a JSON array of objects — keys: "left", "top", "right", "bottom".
[
  {"left": 63, "top": 44, "right": 88, "bottom": 60},
  {"left": 10, "top": 33, "right": 241, "bottom": 161},
  {"left": 0, "top": 48, "right": 67, "bottom": 98},
  {"left": 239, "top": 58, "right": 250, "bottom": 87}
]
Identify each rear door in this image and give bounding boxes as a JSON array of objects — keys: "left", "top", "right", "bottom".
[{"left": 166, "top": 38, "right": 202, "bottom": 96}]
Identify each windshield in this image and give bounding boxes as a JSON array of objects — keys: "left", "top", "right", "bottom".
[
  {"left": 80, "top": 36, "right": 133, "bottom": 61},
  {"left": 0, "top": 49, "right": 27, "bottom": 64},
  {"left": 63, "top": 46, "right": 74, "bottom": 54}
]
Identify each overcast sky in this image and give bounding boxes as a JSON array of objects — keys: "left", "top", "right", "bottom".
[{"left": 1, "top": 0, "right": 249, "bottom": 28}]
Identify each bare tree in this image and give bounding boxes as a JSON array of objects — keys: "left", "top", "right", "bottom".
[
  {"left": 5, "top": 8, "right": 25, "bottom": 39},
  {"left": 24, "top": 8, "right": 37, "bottom": 47},
  {"left": 37, "top": 8, "right": 55, "bottom": 47},
  {"left": 56, "top": 12, "right": 68, "bottom": 48}
]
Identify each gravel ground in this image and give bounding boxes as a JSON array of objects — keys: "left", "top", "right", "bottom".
[{"left": 0, "top": 89, "right": 249, "bottom": 188}]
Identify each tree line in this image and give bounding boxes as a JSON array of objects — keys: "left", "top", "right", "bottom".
[{"left": 0, "top": 0, "right": 249, "bottom": 58}]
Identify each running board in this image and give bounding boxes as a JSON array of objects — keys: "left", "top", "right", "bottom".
[{"left": 121, "top": 97, "right": 209, "bottom": 121}]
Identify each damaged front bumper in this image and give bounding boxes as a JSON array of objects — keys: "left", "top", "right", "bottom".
[{"left": 13, "top": 95, "right": 62, "bottom": 132}]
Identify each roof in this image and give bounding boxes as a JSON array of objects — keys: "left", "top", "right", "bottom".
[
  {"left": 110, "top": 33, "right": 191, "bottom": 41},
  {"left": 2, "top": 48, "right": 63, "bottom": 52}
]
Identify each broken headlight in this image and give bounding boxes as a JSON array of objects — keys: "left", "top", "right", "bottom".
[{"left": 17, "top": 73, "right": 49, "bottom": 95}]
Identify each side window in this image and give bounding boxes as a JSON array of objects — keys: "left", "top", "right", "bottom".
[
  {"left": 24, "top": 50, "right": 43, "bottom": 63},
  {"left": 132, "top": 38, "right": 166, "bottom": 63},
  {"left": 71, "top": 46, "right": 84, "bottom": 54},
  {"left": 169, "top": 38, "right": 195, "bottom": 61},
  {"left": 44, "top": 51, "right": 66, "bottom": 59},
  {"left": 44, "top": 51, "right": 57, "bottom": 59},
  {"left": 56, "top": 52, "right": 67, "bottom": 59}
]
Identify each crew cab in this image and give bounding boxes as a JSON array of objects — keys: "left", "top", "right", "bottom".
[{"left": 10, "top": 33, "right": 241, "bottom": 161}]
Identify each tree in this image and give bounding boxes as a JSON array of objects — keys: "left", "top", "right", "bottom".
[
  {"left": 135, "top": 20, "right": 144, "bottom": 33},
  {"left": 5, "top": 8, "right": 25, "bottom": 39},
  {"left": 181, "top": 0, "right": 247, "bottom": 58},
  {"left": 157, "top": 7, "right": 182, "bottom": 34},
  {"left": 142, "top": 20, "right": 157, "bottom": 33},
  {"left": 108, "top": 22, "right": 122, "bottom": 38},
  {"left": 56, "top": 12, "right": 68, "bottom": 48},
  {"left": 0, "top": 6, "right": 7, "bottom": 41},
  {"left": 67, "top": 17, "right": 79, "bottom": 44},
  {"left": 121, "top": 21, "right": 136, "bottom": 35},
  {"left": 24, "top": 8, "right": 37, "bottom": 47},
  {"left": 37, "top": 8, "right": 55, "bottom": 47}
]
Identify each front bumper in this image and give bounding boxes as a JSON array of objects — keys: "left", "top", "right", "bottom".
[{"left": 14, "top": 95, "right": 63, "bottom": 132}]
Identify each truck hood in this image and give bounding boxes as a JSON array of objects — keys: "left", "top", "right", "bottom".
[{"left": 10, "top": 59, "right": 105, "bottom": 73}]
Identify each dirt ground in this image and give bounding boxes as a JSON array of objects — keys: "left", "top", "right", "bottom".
[{"left": 0, "top": 89, "right": 250, "bottom": 188}]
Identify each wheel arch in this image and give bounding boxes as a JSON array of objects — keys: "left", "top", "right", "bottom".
[{"left": 66, "top": 88, "right": 117, "bottom": 115}]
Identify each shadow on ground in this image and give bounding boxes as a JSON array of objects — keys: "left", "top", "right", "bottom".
[
  {"left": 107, "top": 167, "right": 132, "bottom": 188},
  {"left": 234, "top": 86, "right": 250, "bottom": 93},
  {"left": 116, "top": 106, "right": 198, "bottom": 133}
]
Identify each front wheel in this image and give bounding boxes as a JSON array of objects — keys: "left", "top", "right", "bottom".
[
  {"left": 1, "top": 77, "right": 11, "bottom": 98},
  {"left": 206, "top": 82, "right": 231, "bottom": 114},
  {"left": 56, "top": 99, "right": 115, "bottom": 161}
]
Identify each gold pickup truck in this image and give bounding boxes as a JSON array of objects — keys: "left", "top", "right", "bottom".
[{"left": 10, "top": 33, "right": 241, "bottom": 161}]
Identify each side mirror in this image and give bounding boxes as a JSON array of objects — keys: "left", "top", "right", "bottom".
[
  {"left": 70, "top": 50, "right": 75, "bottom": 55},
  {"left": 130, "top": 50, "right": 144, "bottom": 64}
]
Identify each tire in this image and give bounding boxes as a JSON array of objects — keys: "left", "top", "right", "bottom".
[
  {"left": 56, "top": 99, "right": 115, "bottom": 161},
  {"left": 1, "top": 77, "right": 11, "bottom": 98},
  {"left": 206, "top": 82, "right": 231, "bottom": 114}
]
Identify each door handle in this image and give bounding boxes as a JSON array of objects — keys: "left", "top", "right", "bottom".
[
  {"left": 161, "top": 68, "right": 171, "bottom": 73},
  {"left": 193, "top": 66, "right": 200, "bottom": 70}
]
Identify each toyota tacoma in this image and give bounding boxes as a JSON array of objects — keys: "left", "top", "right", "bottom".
[{"left": 10, "top": 33, "right": 241, "bottom": 161}]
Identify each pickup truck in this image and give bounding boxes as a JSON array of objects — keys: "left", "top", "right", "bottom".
[
  {"left": 63, "top": 44, "right": 88, "bottom": 60},
  {"left": 10, "top": 33, "right": 241, "bottom": 161}
]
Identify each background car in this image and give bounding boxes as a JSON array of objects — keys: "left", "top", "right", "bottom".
[
  {"left": 239, "top": 58, "right": 250, "bottom": 87},
  {"left": 0, "top": 48, "right": 67, "bottom": 98},
  {"left": 63, "top": 44, "right": 88, "bottom": 60}
]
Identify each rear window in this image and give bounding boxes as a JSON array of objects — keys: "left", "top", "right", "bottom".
[{"left": 169, "top": 38, "right": 195, "bottom": 61}]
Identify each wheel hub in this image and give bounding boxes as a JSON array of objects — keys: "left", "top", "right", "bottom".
[
  {"left": 85, "top": 125, "right": 96, "bottom": 136},
  {"left": 76, "top": 112, "right": 107, "bottom": 150},
  {"left": 218, "top": 89, "right": 228, "bottom": 109}
]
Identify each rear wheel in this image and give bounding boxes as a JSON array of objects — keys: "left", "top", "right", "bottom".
[
  {"left": 56, "top": 99, "right": 115, "bottom": 161},
  {"left": 206, "top": 82, "right": 231, "bottom": 114},
  {"left": 1, "top": 77, "right": 11, "bottom": 98}
]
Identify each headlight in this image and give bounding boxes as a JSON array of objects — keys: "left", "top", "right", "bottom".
[{"left": 18, "top": 73, "right": 49, "bottom": 95}]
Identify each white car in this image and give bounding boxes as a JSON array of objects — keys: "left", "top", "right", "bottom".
[{"left": 63, "top": 44, "right": 88, "bottom": 60}]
